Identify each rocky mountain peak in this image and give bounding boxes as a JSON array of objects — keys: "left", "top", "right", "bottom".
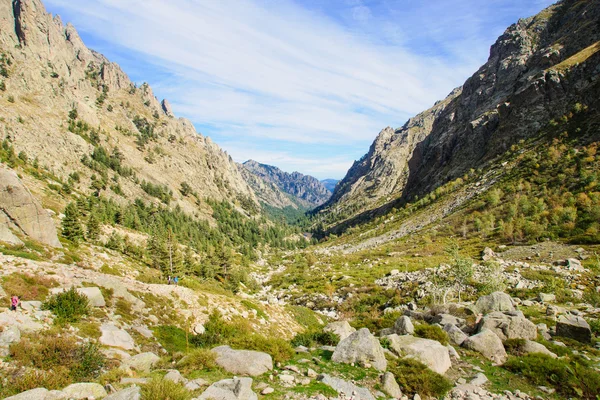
[{"left": 242, "top": 160, "right": 331, "bottom": 208}]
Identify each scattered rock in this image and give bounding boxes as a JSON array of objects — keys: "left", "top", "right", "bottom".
[
  {"left": 470, "top": 372, "right": 488, "bottom": 386},
  {"left": 4, "top": 388, "right": 55, "bottom": 400},
  {"left": 462, "top": 329, "right": 507, "bottom": 364},
  {"left": 164, "top": 369, "right": 186, "bottom": 384},
  {"left": 198, "top": 377, "right": 257, "bottom": 400},
  {"left": 324, "top": 320, "right": 356, "bottom": 341},
  {"left": 443, "top": 324, "right": 468, "bottom": 346},
  {"left": 100, "top": 323, "right": 135, "bottom": 350},
  {"left": 331, "top": 328, "right": 387, "bottom": 371},
  {"left": 475, "top": 292, "right": 515, "bottom": 315},
  {"left": 393, "top": 316, "right": 414, "bottom": 335},
  {"left": 76, "top": 287, "right": 106, "bottom": 307},
  {"left": 61, "top": 383, "right": 108, "bottom": 399},
  {"left": 381, "top": 372, "right": 403, "bottom": 398},
  {"left": 385, "top": 334, "right": 452, "bottom": 374},
  {"left": 520, "top": 340, "right": 557, "bottom": 358},
  {"left": 104, "top": 385, "right": 141, "bottom": 400},
  {"left": 122, "top": 352, "right": 160, "bottom": 373},
  {"left": 318, "top": 373, "right": 375, "bottom": 400},
  {"left": 478, "top": 311, "right": 537, "bottom": 340},
  {"left": 211, "top": 345, "right": 273, "bottom": 376},
  {"left": 538, "top": 293, "right": 556, "bottom": 303},
  {"left": 556, "top": 314, "right": 592, "bottom": 343}
]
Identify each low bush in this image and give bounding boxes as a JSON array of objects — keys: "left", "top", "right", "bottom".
[
  {"left": 177, "top": 348, "right": 218, "bottom": 373},
  {"left": 503, "top": 338, "right": 527, "bottom": 356},
  {"left": 190, "top": 310, "right": 294, "bottom": 363},
  {"left": 42, "top": 287, "right": 89, "bottom": 323},
  {"left": 141, "top": 377, "right": 191, "bottom": 400},
  {"left": 9, "top": 332, "right": 105, "bottom": 385},
  {"left": 414, "top": 324, "right": 449, "bottom": 345},
  {"left": 2, "top": 273, "right": 57, "bottom": 301},
  {"left": 154, "top": 325, "right": 189, "bottom": 354},
  {"left": 503, "top": 353, "right": 600, "bottom": 399},
  {"left": 291, "top": 330, "right": 339, "bottom": 348},
  {"left": 388, "top": 358, "right": 453, "bottom": 398}
]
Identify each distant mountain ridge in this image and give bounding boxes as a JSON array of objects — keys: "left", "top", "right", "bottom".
[
  {"left": 320, "top": 179, "right": 339, "bottom": 193},
  {"left": 242, "top": 160, "right": 331, "bottom": 208}
]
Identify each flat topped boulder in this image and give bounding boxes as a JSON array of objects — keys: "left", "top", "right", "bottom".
[
  {"left": 331, "top": 328, "right": 387, "bottom": 371},
  {"left": 384, "top": 334, "right": 452, "bottom": 374},
  {"left": 122, "top": 352, "right": 160, "bottom": 373},
  {"left": 478, "top": 311, "right": 537, "bottom": 340},
  {"left": 198, "top": 377, "right": 257, "bottom": 400},
  {"left": 475, "top": 292, "right": 515, "bottom": 315},
  {"left": 556, "top": 314, "right": 591, "bottom": 343},
  {"left": 324, "top": 320, "right": 356, "bottom": 341},
  {"left": 211, "top": 345, "right": 272, "bottom": 376},
  {"left": 62, "top": 382, "right": 107, "bottom": 399},
  {"left": 462, "top": 329, "right": 507, "bottom": 364},
  {"left": 100, "top": 323, "right": 135, "bottom": 350}
]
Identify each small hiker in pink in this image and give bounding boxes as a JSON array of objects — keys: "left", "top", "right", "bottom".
[{"left": 10, "top": 295, "right": 19, "bottom": 311}]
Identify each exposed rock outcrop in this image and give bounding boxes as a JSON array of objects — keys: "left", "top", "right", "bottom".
[
  {"left": 331, "top": 328, "right": 387, "bottom": 371},
  {"left": 0, "top": 165, "right": 62, "bottom": 247}
]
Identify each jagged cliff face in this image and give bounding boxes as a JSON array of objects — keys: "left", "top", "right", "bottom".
[
  {"left": 238, "top": 166, "right": 303, "bottom": 210},
  {"left": 0, "top": 0, "right": 258, "bottom": 219},
  {"left": 321, "top": 0, "right": 600, "bottom": 226},
  {"left": 242, "top": 160, "right": 331, "bottom": 209},
  {"left": 322, "top": 88, "right": 461, "bottom": 215}
]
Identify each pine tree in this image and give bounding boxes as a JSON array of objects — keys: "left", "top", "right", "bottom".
[
  {"left": 62, "top": 202, "right": 84, "bottom": 243},
  {"left": 87, "top": 213, "right": 100, "bottom": 241}
]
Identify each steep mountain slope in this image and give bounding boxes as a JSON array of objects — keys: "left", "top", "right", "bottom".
[
  {"left": 242, "top": 160, "right": 331, "bottom": 208},
  {"left": 319, "top": 0, "right": 600, "bottom": 230},
  {"left": 0, "top": 0, "right": 258, "bottom": 221}
]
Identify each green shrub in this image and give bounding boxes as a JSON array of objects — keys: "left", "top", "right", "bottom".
[
  {"left": 504, "top": 353, "right": 600, "bottom": 399},
  {"left": 388, "top": 358, "right": 452, "bottom": 398},
  {"left": 291, "top": 330, "right": 339, "bottom": 348},
  {"left": 141, "top": 377, "right": 191, "bottom": 400},
  {"left": 503, "top": 338, "right": 527, "bottom": 356},
  {"left": 414, "top": 324, "right": 449, "bottom": 345},
  {"left": 177, "top": 348, "right": 218, "bottom": 373},
  {"left": 9, "top": 331, "right": 105, "bottom": 384},
  {"left": 42, "top": 287, "right": 89, "bottom": 323},
  {"left": 153, "top": 325, "right": 189, "bottom": 354}
]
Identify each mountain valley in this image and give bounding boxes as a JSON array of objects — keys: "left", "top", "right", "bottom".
[{"left": 0, "top": 1, "right": 599, "bottom": 400}]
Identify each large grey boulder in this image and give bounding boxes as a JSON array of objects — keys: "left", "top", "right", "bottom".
[
  {"left": 331, "top": 328, "right": 387, "bottom": 371},
  {"left": 61, "top": 383, "right": 107, "bottom": 399},
  {"left": 393, "top": 316, "right": 414, "bottom": 335},
  {"left": 198, "top": 377, "right": 257, "bottom": 400},
  {"left": 122, "top": 352, "right": 160, "bottom": 373},
  {"left": 521, "top": 340, "right": 557, "bottom": 358},
  {"left": 385, "top": 334, "right": 452, "bottom": 374},
  {"left": 211, "top": 345, "right": 272, "bottom": 376},
  {"left": 556, "top": 314, "right": 592, "bottom": 343},
  {"left": 0, "top": 165, "right": 62, "bottom": 248},
  {"left": 443, "top": 324, "right": 468, "bottom": 346},
  {"left": 318, "top": 373, "right": 375, "bottom": 400},
  {"left": 462, "top": 329, "right": 507, "bottom": 364},
  {"left": 478, "top": 311, "right": 537, "bottom": 340},
  {"left": 324, "top": 321, "right": 356, "bottom": 340},
  {"left": 381, "top": 372, "right": 403, "bottom": 399},
  {"left": 4, "top": 388, "right": 59, "bottom": 400},
  {"left": 100, "top": 323, "right": 135, "bottom": 350},
  {"left": 76, "top": 287, "right": 106, "bottom": 307},
  {"left": 104, "top": 385, "right": 141, "bottom": 400},
  {"left": 475, "top": 292, "right": 515, "bottom": 315}
]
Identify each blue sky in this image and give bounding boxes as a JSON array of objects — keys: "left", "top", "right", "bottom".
[{"left": 44, "top": 0, "right": 555, "bottom": 179}]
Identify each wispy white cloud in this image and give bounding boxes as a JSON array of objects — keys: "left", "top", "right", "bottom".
[{"left": 44, "top": 0, "right": 555, "bottom": 178}]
